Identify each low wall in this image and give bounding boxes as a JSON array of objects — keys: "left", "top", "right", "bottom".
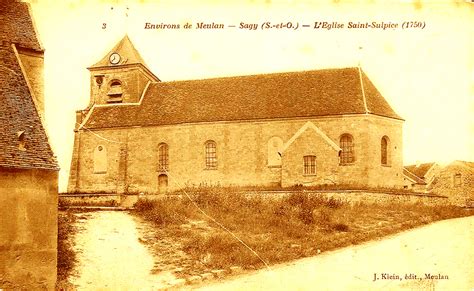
[
  {"left": 141, "top": 189, "right": 449, "bottom": 206},
  {"left": 297, "top": 190, "right": 447, "bottom": 206},
  {"left": 59, "top": 193, "right": 139, "bottom": 208},
  {"left": 59, "top": 193, "right": 120, "bottom": 207},
  {"left": 0, "top": 168, "right": 58, "bottom": 290},
  {"left": 63, "top": 189, "right": 449, "bottom": 208}
]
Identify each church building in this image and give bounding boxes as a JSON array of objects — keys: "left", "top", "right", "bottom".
[{"left": 68, "top": 35, "right": 404, "bottom": 194}]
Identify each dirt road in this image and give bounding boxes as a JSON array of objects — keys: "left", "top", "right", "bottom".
[
  {"left": 198, "top": 215, "right": 474, "bottom": 291},
  {"left": 69, "top": 211, "right": 176, "bottom": 290}
]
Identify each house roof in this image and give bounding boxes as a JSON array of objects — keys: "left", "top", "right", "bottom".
[
  {"left": 0, "top": 0, "right": 58, "bottom": 170},
  {"left": 83, "top": 67, "right": 403, "bottom": 129},
  {"left": 403, "top": 168, "right": 427, "bottom": 185},
  {"left": 0, "top": 0, "right": 43, "bottom": 51},
  {"left": 445, "top": 160, "right": 474, "bottom": 171},
  {"left": 404, "top": 163, "right": 435, "bottom": 180}
]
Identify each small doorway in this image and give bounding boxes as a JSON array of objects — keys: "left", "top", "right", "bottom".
[{"left": 158, "top": 174, "right": 168, "bottom": 193}]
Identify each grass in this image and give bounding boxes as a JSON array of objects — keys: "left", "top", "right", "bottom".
[
  {"left": 56, "top": 210, "right": 78, "bottom": 289},
  {"left": 133, "top": 188, "right": 472, "bottom": 272}
]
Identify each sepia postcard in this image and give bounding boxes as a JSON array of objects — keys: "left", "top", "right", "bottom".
[{"left": 1, "top": 0, "right": 473, "bottom": 290}]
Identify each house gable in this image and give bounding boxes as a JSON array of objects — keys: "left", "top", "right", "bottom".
[{"left": 281, "top": 121, "right": 341, "bottom": 153}]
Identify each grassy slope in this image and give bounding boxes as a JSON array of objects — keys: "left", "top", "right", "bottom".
[{"left": 133, "top": 189, "right": 473, "bottom": 272}]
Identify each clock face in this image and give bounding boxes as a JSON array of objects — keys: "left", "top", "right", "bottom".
[{"left": 109, "top": 53, "right": 121, "bottom": 65}]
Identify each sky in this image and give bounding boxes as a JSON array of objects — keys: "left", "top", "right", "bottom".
[{"left": 26, "top": 0, "right": 473, "bottom": 192}]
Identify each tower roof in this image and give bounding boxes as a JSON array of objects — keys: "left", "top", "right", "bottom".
[{"left": 89, "top": 35, "right": 149, "bottom": 69}]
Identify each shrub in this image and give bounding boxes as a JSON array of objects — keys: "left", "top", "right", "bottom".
[
  {"left": 332, "top": 223, "right": 350, "bottom": 232},
  {"left": 325, "top": 197, "right": 344, "bottom": 209},
  {"left": 299, "top": 206, "right": 315, "bottom": 225},
  {"left": 134, "top": 198, "right": 192, "bottom": 226},
  {"left": 272, "top": 201, "right": 292, "bottom": 217},
  {"left": 312, "top": 207, "right": 333, "bottom": 228},
  {"left": 133, "top": 199, "right": 155, "bottom": 212},
  {"left": 287, "top": 192, "right": 307, "bottom": 206}
]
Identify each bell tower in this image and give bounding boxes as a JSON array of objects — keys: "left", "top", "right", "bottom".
[{"left": 87, "top": 35, "right": 160, "bottom": 106}]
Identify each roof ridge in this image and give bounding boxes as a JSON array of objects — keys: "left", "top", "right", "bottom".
[
  {"left": 156, "top": 66, "right": 360, "bottom": 84},
  {"left": 357, "top": 66, "right": 369, "bottom": 114}
]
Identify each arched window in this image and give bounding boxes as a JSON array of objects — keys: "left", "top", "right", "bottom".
[
  {"left": 381, "top": 136, "right": 389, "bottom": 165},
  {"left": 303, "top": 155, "right": 316, "bottom": 175},
  {"left": 158, "top": 143, "right": 169, "bottom": 171},
  {"left": 267, "top": 136, "right": 283, "bottom": 166},
  {"left": 339, "top": 134, "right": 354, "bottom": 164},
  {"left": 93, "top": 145, "right": 107, "bottom": 173},
  {"left": 205, "top": 140, "right": 217, "bottom": 169}
]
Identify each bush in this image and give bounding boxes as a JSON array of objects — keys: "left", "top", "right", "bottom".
[
  {"left": 287, "top": 192, "right": 307, "bottom": 206},
  {"left": 332, "top": 223, "right": 350, "bottom": 232},
  {"left": 312, "top": 207, "right": 333, "bottom": 228},
  {"left": 133, "top": 199, "right": 155, "bottom": 212},
  {"left": 134, "top": 198, "right": 192, "bottom": 226},
  {"left": 325, "top": 197, "right": 344, "bottom": 209},
  {"left": 299, "top": 206, "right": 315, "bottom": 225}
]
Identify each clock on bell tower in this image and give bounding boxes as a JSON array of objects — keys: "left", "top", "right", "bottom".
[{"left": 86, "top": 35, "right": 160, "bottom": 106}]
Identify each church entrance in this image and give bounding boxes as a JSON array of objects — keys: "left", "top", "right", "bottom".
[{"left": 158, "top": 174, "right": 168, "bottom": 193}]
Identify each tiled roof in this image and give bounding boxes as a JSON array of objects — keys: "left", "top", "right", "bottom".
[
  {"left": 403, "top": 168, "right": 427, "bottom": 185},
  {"left": 0, "top": 1, "right": 58, "bottom": 170},
  {"left": 404, "top": 163, "right": 435, "bottom": 180},
  {"left": 447, "top": 160, "right": 474, "bottom": 171},
  {"left": 84, "top": 67, "right": 402, "bottom": 129},
  {"left": 90, "top": 35, "right": 149, "bottom": 69},
  {"left": 0, "top": 0, "right": 42, "bottom": 51}
]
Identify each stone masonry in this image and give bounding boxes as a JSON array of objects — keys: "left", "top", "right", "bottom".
[{"left": 69, "top": 114, "right": 404, "bottom": 193}]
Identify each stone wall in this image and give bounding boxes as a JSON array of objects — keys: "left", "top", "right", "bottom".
[
  {"left": 138, "top": 189, "right": 448, "bottom": 207},
  {"left": 0, "top": 168, "right": 58, "bottom": 290},
  {"left": 365, "top": 115, "right": 404, "bottom": 187},
  {"left": 429, "top": 162, "right": 474, "bottom": 206},
  {"left": 89, "top": 66, "right": 152, "bottom": 105},
  {"left": 68, "top": 114, "right": 404, "bottom": 194},
  {"left": 276, "top": 190, "right": 447, "bottom": 206},
  {"left": 282, "top": 127, "right": 340, "bottom": 187},
  {"left": 59, "top": 193, "right": 121, "bottom": 207}
]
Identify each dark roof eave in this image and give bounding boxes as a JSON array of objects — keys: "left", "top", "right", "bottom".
[
  {"left": 369, "top": 112, "right": 404, "bottom": 121},
  {"left": 87, "top": 63, "right": 160, "bottom": 82},
  {"left": 0, "top": 164, "right": 60, "bottom": 171},
  {"left": 14, "top": 44, "right": 44, "bottom": 54},
  {"left": 83, "top": 112, "right": 403, "bottom": 130}
]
